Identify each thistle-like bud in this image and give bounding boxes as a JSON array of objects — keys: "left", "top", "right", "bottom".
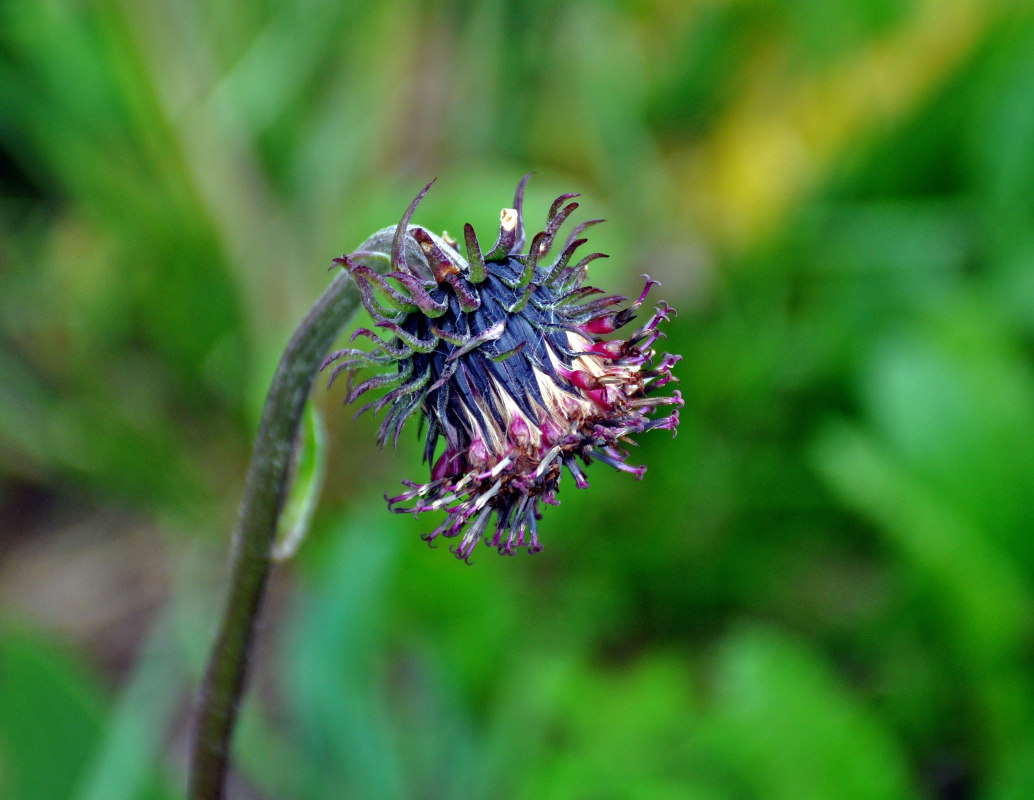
[{"left": 322, "top": 177, "right": 682, "bottom": 561}]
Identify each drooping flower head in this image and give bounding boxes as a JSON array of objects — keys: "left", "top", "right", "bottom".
[{"left": 322, "top": 177, "right": 682, "bottom": 561}]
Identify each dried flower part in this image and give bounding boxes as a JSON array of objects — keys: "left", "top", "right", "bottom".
[{"left": 322, "top": 177, "right": 682, "bottom": 561}]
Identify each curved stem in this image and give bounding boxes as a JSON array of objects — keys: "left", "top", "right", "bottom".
[
  {"left": 187, "top": 268, "right": 359, "bottom": 800},
  {"left": 186, "top": 228, "right": 430, "bottom": 800}
]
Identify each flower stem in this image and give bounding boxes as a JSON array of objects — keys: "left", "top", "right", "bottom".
[
  {"left": 187, "top": 268, "right": 359, "bottom": 800},
  {"left": 186, "top": 226, "right": 428, "bottom": 799}
]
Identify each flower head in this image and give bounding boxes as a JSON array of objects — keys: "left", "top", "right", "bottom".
[{"left": 322, "top": 177, "right": 682, "bottom": 561}]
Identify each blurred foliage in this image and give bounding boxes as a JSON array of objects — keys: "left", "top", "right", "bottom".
[
  {"left": 0, "top": 626, "right": 106, "bottom": 800},
  {"left": 3, "top": 0, "right": 1034, "bottom": 798}
]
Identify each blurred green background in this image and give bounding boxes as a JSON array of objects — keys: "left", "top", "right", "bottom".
[{"left": 3, "top": 0, "right": 1034, "bottom": 797}]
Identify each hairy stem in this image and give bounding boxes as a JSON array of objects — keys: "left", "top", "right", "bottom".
[
  {"left": 187, "top": 229, "right": 429, "bottom": 799},
  {"left": 187, "top": 269, "right": 358, "bottom": 799}
]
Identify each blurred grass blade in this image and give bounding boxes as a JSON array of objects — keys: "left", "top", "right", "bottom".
[
  {"left": 72, "top": 582, "right": 191, "bottom": 800},
  {"left": 0, "top": 627, "right": 107, "bottom": 800},
  {"left": 277, "top": 510, "right": 404, "bottom": 799},
  {"left": 812, "top": 420, "right": 1030, "bottom": 658},
  {"left": 710, "top": 625, "right": 916, "bottom": 800}
]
